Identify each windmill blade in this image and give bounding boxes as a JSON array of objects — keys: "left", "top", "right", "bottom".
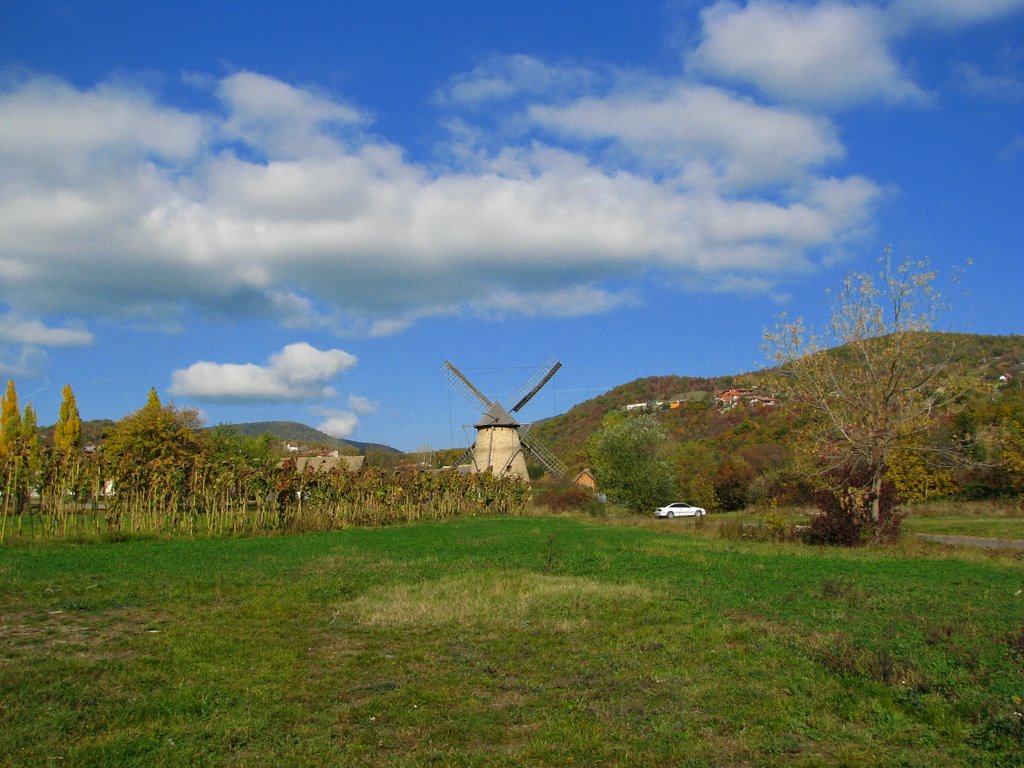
[
  {"left": 452, "top": 445, "right": 475, "bottom": 468},
  {"left": 441, "top": 360, "right": 491, "bottom": 412},
  {"left": 518, "top": 423, "right": 567, "bottom": 479},
  {"left": 510, "top": 358, "right": 562, "bottom": 413}
]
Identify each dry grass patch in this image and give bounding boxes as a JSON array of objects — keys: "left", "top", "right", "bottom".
[
  {"left": 0, "top": 606, "right": 168, "bottom": 661},
  {"left": 343, "top": 571, "right": 653, "bottom": 632}
]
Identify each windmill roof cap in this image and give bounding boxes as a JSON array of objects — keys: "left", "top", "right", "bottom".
[{"left": 475, "top": 401, "right": 520, "bottom": 428}]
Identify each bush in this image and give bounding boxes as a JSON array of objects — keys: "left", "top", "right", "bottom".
[
  {"left": 535, "top": 484, "right": 605, "bottom": 516},
  {"left": 804, "top": 474, "right": 904, "bottom": 546}
]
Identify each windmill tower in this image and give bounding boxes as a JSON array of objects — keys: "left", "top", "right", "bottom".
[{"left": 441, "top": 358, "right": 567, "bottom": 483}]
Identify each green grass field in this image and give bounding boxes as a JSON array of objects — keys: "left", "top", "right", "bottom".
[{"left": 2, "top": 515, "right": 1023, "bottom": 766}]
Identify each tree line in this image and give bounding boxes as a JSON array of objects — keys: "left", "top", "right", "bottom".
[{"left": 0, "top": 384, "right": 530, "bottom": 542}]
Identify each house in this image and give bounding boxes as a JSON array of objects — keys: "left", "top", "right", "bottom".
[
  {"left": 716, "top": 389, "right": 750, "bottom": 408},
  {"left": 280, "top": 455, "right": 365, "bottom": 473},
  {"left": 717, "top": 388, "right": 778, "bottom": 408},
  {"left": 625, "top": 400, "right": 665, "bottom": 411},
  {"left": 573, "top": 468, "right": 597, "bottom": 489}
]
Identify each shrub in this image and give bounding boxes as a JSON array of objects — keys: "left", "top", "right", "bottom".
[
  {"left": 535, "top": 483, "right": 605, "bottom": 516},
  {"left": 804, "top": 472, "right": 904, "bottom": 546}
]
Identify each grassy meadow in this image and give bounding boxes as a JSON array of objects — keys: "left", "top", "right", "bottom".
[{"left": 2, "top": 514, "right": 1024, "bottom": 767}]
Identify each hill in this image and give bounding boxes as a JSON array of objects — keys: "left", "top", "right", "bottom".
[
  {"left": 528, "top": 332, "right": 1024, "bottom": 504},
  {"left": 221, "top": 421, "right": 401, "bottom": 455},
  {"left": 41, "top": 419, "right": 402, "bottom": 457}
]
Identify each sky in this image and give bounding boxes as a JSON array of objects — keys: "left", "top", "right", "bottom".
[{"left": 1, "top": 0, "right": 1022, "bottom": 453}]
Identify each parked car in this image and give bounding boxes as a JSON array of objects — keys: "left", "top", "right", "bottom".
[{"left": 654, "top": 501, "right": 706, "bottom": 518}]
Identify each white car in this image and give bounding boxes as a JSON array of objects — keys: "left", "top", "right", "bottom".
[{"left": 654, "top": 502, "right": 706, "bottom": 519}]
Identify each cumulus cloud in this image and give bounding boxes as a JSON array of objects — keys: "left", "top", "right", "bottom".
[
  {"left": 170, "top": 342, "right": 357, "bottom": 402},
  {"left": 0, "top": 62, "right": 884, "bottom": 336},
  {"left": 316, "top": 410, "right": 359, "bottom": 439},
  {"left": 686, "top": 1, "right": 930, "bottom": 108},
  {"left": 0, "top": 315, "right": 94, "bottom": 346}
]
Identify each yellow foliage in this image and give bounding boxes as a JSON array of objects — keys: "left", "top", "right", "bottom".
[{"left": 887, "top": 451, "right": 958, "bottom": 502}]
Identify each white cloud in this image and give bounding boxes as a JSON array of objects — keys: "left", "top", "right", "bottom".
[
  {"left": 953, "top": 60, "right": 1024, "bottom": 101},
  {"left": 470, "top": 286, "right": 639, "bottom": 319},
  {"left": 0, "top": 345, "right": 48, "bottom": 378},
  {"left": 0, "top": 69, "right": 882, "bottom": 335},
  {"left": 686, "top": 1, "right": 930, "bottom": 108},
  {"left": 347, "top": 394, "right": 379, "bottom": 415},
  {"left": 316, "top": 410, "right": 359, "bottom": 439},
  {"left": 170, "top": 342, "right": 357, "bottom": 402},
  {"left": 0, "top": 315, "right": 94, "bottom": 346},
  {"left": 0, "top": 75, "right": 203, "bottom": 171},
  {"left": 890, "top": 0, "right": 1024, "bottom": 27},
  {"left": 217, "top": 71, "right": 367, "bottom": 159},
  {"left": 436, "top": 54, "right": 598, "bottom": 106},
  {"left": 528, "top": 84, "right": 844, "bottom": 189}
]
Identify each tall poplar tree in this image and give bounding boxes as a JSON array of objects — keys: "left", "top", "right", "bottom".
[
  {"left": 0, "top": 379, "right": 21, "bottom": 460},
  {"left": 20, "top": 402, "right": 40, "bottom": 476},
  {"left": 53, "top": 383, "right": 82, "bottom": 456}
]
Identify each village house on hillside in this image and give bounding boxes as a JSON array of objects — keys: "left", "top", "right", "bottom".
[{"left": 716, "top": 389, "right": 778, "bottom": 408}]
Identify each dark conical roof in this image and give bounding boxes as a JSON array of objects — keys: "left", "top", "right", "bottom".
[{"left": 474, "top": 401, "right": 520, "bottom": 429}]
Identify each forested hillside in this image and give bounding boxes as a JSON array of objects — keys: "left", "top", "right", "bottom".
[{"left": 530, "top": 332, "right": 1024, "bottom": 509}]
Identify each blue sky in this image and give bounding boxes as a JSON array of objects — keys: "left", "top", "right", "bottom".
[{"left": 1, "top": 0, "right": 1022, "bottom": 452}]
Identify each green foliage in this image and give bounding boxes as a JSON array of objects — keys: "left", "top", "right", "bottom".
[
  {"left": 672, "top": 440, "right": 720, "bottom": 511},
  {"left": 19, "top": 402, "right": 40, "bottom": 478},
  {"left": 207, "top": 424, "right": 275, "bottom": 470},
  {"left": 588, "top": 412, "right": 674, "bottom": 514}
]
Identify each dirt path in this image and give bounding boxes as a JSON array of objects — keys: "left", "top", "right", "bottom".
[{"left": 917, "top": 533, "right": 1024, "bottom": 551}]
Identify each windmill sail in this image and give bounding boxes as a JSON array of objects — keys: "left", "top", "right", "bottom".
[
  {"left": 441, "top": 360, "right": 491, "bottom": 411},
  {"left": 518, "top": 423, "right": 567, "bottom": 479},
  {"left": 510, "top": 358, "right": 562, "bottom": 413}
]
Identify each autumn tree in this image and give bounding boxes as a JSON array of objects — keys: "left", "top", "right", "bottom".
[
  {"left": 672, "top": 440, "right": 720, "bottom": 511},
  {"left": 0, "top": 379, "right": 20, "bottom": 460},
  {"left": 104, "top": 388, "right": 205, "bottom": 466},
  {"left": 589, "top": 412, "right": 674, "bottom": 514},
  {"left": 713, "top": 455, "right": 756, "bottom": 511},
  {"left": 20, "top": 402, "right": 40, "bottom": 475},
  {"left": 53, "top": 383, "right": 82, "bottom": 456},
  {"left": 764, "top": 249, "right": 970, "bottom": 542},
  {"left": 0, "top": 382, "right": 40, "bottom": 513}
]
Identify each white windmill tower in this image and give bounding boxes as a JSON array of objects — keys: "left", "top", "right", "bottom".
[{"left": 441, "top": 358, "right": 567, "bottom": 483}]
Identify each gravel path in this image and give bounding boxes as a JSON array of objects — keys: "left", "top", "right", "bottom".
[{"left": 917, "top": 533, "right": 1024, "bottom": 551}]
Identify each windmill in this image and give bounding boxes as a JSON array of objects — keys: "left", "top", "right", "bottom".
[{"left": 441, "top": 358, "right": 567, "bottom": 483}]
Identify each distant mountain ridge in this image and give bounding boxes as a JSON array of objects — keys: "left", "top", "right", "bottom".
[
  {"left": 225, "top": 421, "right": 402, "bottom": 455},
  {"left": 54, "top": 419, "right": 402, "bottom": 456}
]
